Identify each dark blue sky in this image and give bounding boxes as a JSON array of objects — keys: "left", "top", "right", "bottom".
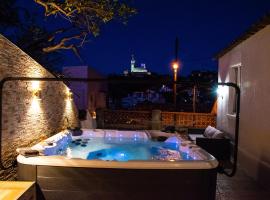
[{"left": 24, "top": 0, "right": 270, "bottom": 75}]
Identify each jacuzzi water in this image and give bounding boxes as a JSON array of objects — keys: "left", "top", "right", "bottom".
[
  {"left": 63, "top": 138, "right": 194, "bottom": 162},
  {"left": 34, "top": 129, "right": 203, "bottom": 162},
  {"left": 18, "top": 129, "right": 218, "bottom": 200}
]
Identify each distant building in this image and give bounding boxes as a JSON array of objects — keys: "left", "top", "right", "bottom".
[
  {"left": 121, "top": 88, "right": 166, "bottom": 108},
  {"left": 123, "top": 55, "right": 151, "bottom": 76},
  {"left": 62, "top": 66, "right": 107, "bottom": 112},
  {"left": 159, "top": 85, "right": 173, "bottom": 93}
]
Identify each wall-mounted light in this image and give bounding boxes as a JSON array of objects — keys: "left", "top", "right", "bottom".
[
  {"left": 66, "top": 88, "right": 73, "bottom": 101},
  {"left": 217, "top": 86, "right": 226, "bottom": 99},
  {"left": 91, "top": 111, "right": 96, "bottom": 119},
  {"left": 32, "top": 81, "right": 41, "bottom": 100},
  {"left": 33, "top": 89, "right": 41, "bottom": 100}
]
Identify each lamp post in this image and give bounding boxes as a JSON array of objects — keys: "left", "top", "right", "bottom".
[
  {"left": 172, "top": 37, "right": 180, "bottom": 107},
  {"left": 172, "top": 62, "right": 179, "bottom": 106}
]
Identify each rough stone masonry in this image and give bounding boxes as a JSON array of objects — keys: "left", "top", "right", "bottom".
[{"left": 0, "top": 34, "right": 79, "bottom": 180}]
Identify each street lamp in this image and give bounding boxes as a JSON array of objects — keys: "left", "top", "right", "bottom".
[
  {"left": 172, "top": 62, "right": 179, "bottom": 81},
  {"left": 172, "top": 37, "right": 180, "bottom": 108},
  {"left": 172, "top": 61, "right": 179, "bottom": 106},
  {"left": 173, "top": 62, "right": 179, "bottom": 70}
]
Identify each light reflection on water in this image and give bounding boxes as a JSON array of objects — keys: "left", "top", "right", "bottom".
[{"left": 61, "top": 137, "right": 194, "bottom": 162}]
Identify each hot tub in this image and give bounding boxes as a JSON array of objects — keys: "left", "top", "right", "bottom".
[{"left": 17, "top": 129, "right": 218, "bottom": 200}]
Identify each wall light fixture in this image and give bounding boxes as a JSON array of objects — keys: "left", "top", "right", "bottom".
[
  {"left": 216, "top": 86, "right": 226, "bottom": 99},
  {"left": 66, "top": 89, "right": 73, "bottom": 101},
  {"left": 32, "top": 81, "right": 41, "bottom": 100}
]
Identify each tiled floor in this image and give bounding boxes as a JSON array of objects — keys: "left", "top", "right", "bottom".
[{"left": 216, "top": 169, "right": 270, "bottom": 200}]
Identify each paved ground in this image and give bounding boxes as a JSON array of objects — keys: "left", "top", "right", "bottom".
[{"left": 216, "top": 169, "right": 270, "bottom": 200}]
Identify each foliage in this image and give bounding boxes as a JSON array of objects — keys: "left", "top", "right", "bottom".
[
  {"left": 0, "top": 0, "right": 135, "bottom": 71},
  {"left": 0, "top": 0, "right": 62, "bottom": 72},
  {"left": 34, "top": 0, "right": 136, "bottom": 54},
  {"left": 15, "top": 24, "right": 62, "bottom": 72}
]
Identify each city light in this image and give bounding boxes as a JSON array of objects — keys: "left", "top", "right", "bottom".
[
  {"left": 172, "top": 61, "right": 180, "bottom": 106},
  {"left": 172, "top": 62, "right": 179, "bottom": 70}
]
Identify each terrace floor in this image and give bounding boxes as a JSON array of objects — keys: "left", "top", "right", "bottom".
[
  {"left": 216, "top": 168, "right": 270, "bottom": 200},
  {"left": 2, "top": 166, "right": 270, "bottom": 199}
]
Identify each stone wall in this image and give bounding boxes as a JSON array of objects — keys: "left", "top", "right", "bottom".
[{"left": 0, "top": 35, "right": 79, "bottom": 180}]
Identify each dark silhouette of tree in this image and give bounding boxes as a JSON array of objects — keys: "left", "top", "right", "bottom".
[
  {"left": 34, "top": 0, "right": 136, "bottom": 56},
  {"left": 0, "top": 0, "right": 19, "bottom": 31},
  {"left": 15, "top": 24, "right": 63, "bottom": 72},
  {"left": 0, "top": 0, "right": 136, "bottom": 72},
  {"left": 0, "top": 0, "right": 62, "bottom": 72}
]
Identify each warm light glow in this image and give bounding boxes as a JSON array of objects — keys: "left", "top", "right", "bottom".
[
  {"left": 32, "top": 81, "right": 40, "bottom": 91},
  {"left": 29, "top": 97, "right": 41, "bottom": 113},
  {"left": 33, "top": 90, "right": 41, "bottom": 100},
  {"left": 66, "top": 88, "right": 73, "bottom": 101},
  {"left": 172, "top": 62, "right": 179, "bottom": 70},
  {"left": 26, "top": 81, "right": 43, "bottom": 126},
  {"left": 65, "top": 87, "right": 73, "bottom": 120},
  {"left": 32, "top": 81, "right": 41, "bottom": 100},
  {"left": 91, "top": 111, "right": 96, "bottom": 119},
  {"left": 65, "top": 99, "right": 72, "bottom": 110}
]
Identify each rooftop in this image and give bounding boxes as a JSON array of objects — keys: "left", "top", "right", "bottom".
[{"left": 215, "top": 13, "right": 270, "bottom": 58}]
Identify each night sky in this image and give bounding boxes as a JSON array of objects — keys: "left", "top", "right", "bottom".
[{"left": 17, "top": 0, "right": 270, "bottom": 75}]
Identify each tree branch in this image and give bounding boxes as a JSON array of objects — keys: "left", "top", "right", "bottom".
[
  {"left": 42, "top": 33, "right": 84, "bottom": 53},
  {"left": 33, "top": 0, "right": 136, "bottom": 57},
  {"left": 35, "top": 0, "right": 72, "bottom": 17}
]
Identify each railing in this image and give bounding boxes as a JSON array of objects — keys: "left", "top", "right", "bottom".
[
  {"left": 101, "top": 110, "right": 152, "bottom": 130},
  {"left": 161, "top": 112, "right": 216, "bottom": 128},
  {"left": 97, "top": 109, "right": 216, "bottom": 129}
]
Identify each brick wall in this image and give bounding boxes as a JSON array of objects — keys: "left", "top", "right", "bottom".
[{"left": 0, "top": 35, "right": 79, "bottom": 180}]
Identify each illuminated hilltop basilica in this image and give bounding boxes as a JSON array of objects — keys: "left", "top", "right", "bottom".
[{"left": 123, "top": 55, "right": 151, "bottom": 76}]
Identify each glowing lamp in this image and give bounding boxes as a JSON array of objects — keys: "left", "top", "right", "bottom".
[
  {"left": 217, "top": 86, "right": 226, "bottom": 99},
  {"left": 172, "top": 62, "right": 179, "bottom": 70},
  {"left": 32, "top": 81, "right": 40, "bottom": 90},
  {"left": 91, "top": 111, "right": 96, "bottom": 119},
  {"left": 32, "top": 81, "right": 41, "bottom": 100},
  {"left": 33, "top": 90, "right": 41, "bottom": 100},
  {"left": 66, "top": 89, "right": 73, "bottom": 101}
]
